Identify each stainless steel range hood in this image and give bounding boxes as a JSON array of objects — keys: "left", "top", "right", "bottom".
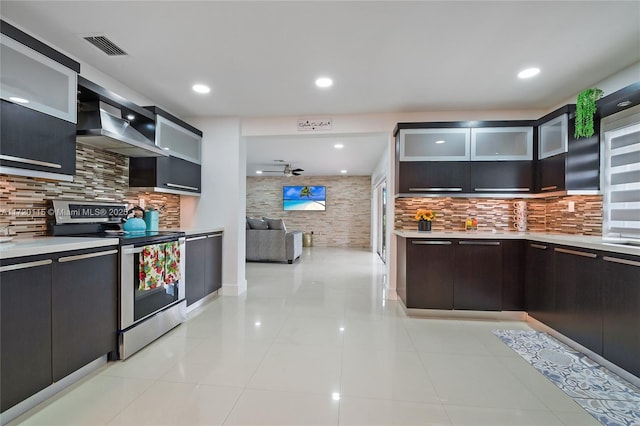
[{"left": 76, "top": 101, "right": 168, "bottom": 157}]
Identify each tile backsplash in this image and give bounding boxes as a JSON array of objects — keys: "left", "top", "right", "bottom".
[
  {"left": 395, "top": 195, "right": 603, "bottom": 236},
  {"left": 0, "top": 144, "right": 180, "bottom": 238}
]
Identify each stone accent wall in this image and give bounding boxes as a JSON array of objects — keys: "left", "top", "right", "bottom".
[
  {"left": 0, "top": 144, "right": 180, "bottom": 238},
  {"left": 246, "top": 176, "right": 371, "bottom": 248},
  {"left": 395, "top": 195, "right": 603, "bottom": 236}
]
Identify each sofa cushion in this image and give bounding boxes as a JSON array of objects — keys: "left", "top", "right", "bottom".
[
  {"left": 247, "top": 217, "right": 268, "bottom": 230},
  {"left": 263, "top": 217, "right": 287, "bottom": 231}
]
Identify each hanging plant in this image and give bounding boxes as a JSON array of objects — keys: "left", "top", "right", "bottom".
[{"left": 574, "top": 87, "right": 604, "bottom": 139}]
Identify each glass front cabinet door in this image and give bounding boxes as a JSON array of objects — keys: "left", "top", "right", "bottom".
[
  {"left": 155, "top": 115, "right": 202, "bottom": 164},
  {"left": 471, "top": 127, "right": 533, "bottom": 160},
  {"left": 399, "top": 128, "right": 471, "bottom": 161},
  {"left": 538, "top": 114, "right": 568, "bottom": 159},
  {"left": 0, "top": 34, "right": 77, "bottom": 123}
]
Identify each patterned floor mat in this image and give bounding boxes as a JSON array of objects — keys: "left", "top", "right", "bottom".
[{"left": 492, "top": 329, "right": 640, "bottom": 426}]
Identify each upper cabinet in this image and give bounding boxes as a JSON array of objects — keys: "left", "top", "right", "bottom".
[
  {"left": 0, "top": 33, "right": 77, "bottom": 123},
  {"left": 471, "top": 127, "right": 533, "bottom": 161},
  {"left": 129, "top": 107, "right": 203, "bottom": 195},
  {"left": 399, "top": 128, "right": 470, "bottom": 161},
  {"left": 538, "top": 114, "right": 568, "bottom": 159},
  {"left": 0, "top": 20, "right": 80, "bottom": 181}
]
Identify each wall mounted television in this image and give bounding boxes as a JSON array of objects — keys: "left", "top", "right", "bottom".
[{"left": 283, "top": 186, "right": 326, "bottom": 211}]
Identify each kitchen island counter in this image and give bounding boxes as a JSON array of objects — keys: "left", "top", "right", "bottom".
[{"left": 0, "top": 237, "right": 119, "bottom": 260}]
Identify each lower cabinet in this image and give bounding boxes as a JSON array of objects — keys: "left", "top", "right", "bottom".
[
  {"left": 404, "top": 239, "right": 454, "bottom": 309},
  {"left": 51, "top": 248, "right": 118, "bottom": 381},
  {"left": 525, "top": 242, "right": 556, "bottom": 327},
  {"left": 553, "top": 246, "right": 602, "bottom": 355},
  {"left": 602, "top": 254, "right": 640, "bottom": 377},
  {"left": 0, "top": 257, "right": 53, "bottom": 412},
  {"left": 186, "top": 232, "right": 223, "bottom": 306},
  {"left": 0, "top": 246, "right": 118, "bottom": 412},
  {"left": 453, "top": 240, "right": 502, "bottom": 310},
  {"left": 399, "top": 238, "right": 520, "bottom": 311}
]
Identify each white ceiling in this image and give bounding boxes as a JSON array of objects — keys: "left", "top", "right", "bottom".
[{"left": 2, "top": 1, "right": 639, "bottom": 176}]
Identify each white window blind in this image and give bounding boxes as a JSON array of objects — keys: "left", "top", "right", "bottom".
[{"left": 604, "top": 120, "right": 640, "bottom": 238}]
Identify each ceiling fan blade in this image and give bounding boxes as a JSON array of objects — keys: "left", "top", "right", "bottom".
[
  {"left": 292, "top": 171, "right": 302, "bottom": 176},
  {"left": 292, "top": 168, "right": 304, "bottom": 172},
  {"left": 260, "top": 170, "right": 282, "bottom": 173}
]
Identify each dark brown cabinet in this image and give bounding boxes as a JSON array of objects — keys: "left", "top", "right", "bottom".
[
  {"left": 130, "top": 155, "right": 201, "bottom": 195},
  {"left": 0, "top": 246, "right": 118, "bottom": 412},
  {"left": 470, "top": 162, "right": 533, "bottom": 193},
  {"left": 0, "top": 256, "right": 53, "bottom": 412},
  {"left": 525, "top": 242, "right": 556, "bottom": 326},
  {"left": 454, "top": 240, "right": 502, "bottom": 310},
  {"left": 403, "top": 239, "right": 454, "bottom": 309},
  {"left": 185, "top": 232, "right": 223, "bottom": 306},
  {"left": 553, "top": 246, "right": 603, "bottom": 354},
  {"left": 602, "top": 253, "right": 640, "bottom": 377},
  {"left": 502, "top": 240, "right": 525, "bottom": 310},
  {"left": 397, "top": 162, "right": 470, "bottom": 194},
  {"left": 51, "top": 248, "right": 118, "bottom": 381}
]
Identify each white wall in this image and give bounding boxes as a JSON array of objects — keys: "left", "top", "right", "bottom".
[{"left": 181, "top": 118, "right": 247, "bottom": 295}]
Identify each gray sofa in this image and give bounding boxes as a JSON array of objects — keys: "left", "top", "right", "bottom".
[{"left": 246, "top": 217, "right": 303, "bottom": 264}]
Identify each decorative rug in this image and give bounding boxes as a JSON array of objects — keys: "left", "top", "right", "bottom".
[{"left": 492, "top": 329, "right": 640, "bottom": 426}]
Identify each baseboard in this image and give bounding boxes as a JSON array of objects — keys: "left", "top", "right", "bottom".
[{"left": 405, "top": 307, "right": 527, "bottom": 321}]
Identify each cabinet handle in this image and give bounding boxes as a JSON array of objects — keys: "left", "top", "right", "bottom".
[
  {"left": 408, "top": 187, "right": 462, "bottom": 192},
  {"left": 0, "top": 259, "right": 52, "bottom": 272},
  {"left": 474, "top": 188, "right": 529, "bottom": 192},
  {"left": 186, "top": 236, "right": 207, "bottom": 242},
  {"left": 554, "top": 247, "right": 597, "bottom": 258},
  {"left": 541, "top": 185, "right": 558, "bottom": 191},
  {"left": 530, "top": 244, "right": 547, "bottom": 250},
  {"left": 0, "top": 154, "right": 62, "bottom": 169},
  {"left": 58, "top": 249, "right": 118, "bottom": 263},
  {"left": 411, "top": 240, "right": 452, "bottom": 245},
  {"left": 603, "top": 256, "right": 640, "bottom": 268},
  {"left": 459, "top": 241, "right": 501, "bottom": 246},
  {"left": 207, "top": 234, "right": 222, "bottom": 238},
  {"left": 122, "top": 247, "right": 144, "bottom": 255},
  {"left": 166, "top": 183, "right": 199, "bottom": 191}
]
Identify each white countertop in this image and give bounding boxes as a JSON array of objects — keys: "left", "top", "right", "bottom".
[
  {"left": 395, "top": 230, "right": 640, "bottom": 256},
  {"left": 0, "top": 237, "right": 119, "bottom": 260},
  {"left": 163, "top": 227, "right": 224, "bottom": 236}
]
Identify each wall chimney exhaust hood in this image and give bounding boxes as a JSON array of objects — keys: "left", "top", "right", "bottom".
[{"left": 76, "top": 101, "right": 168, "bottom": 157}]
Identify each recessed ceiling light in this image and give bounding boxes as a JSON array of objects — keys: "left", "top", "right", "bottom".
[
  {"left": 340, "top": 170, "right": 347, "bottom": 174},
  {"left": 334, "top": 143, "right": 344, "bottom": 149},
  {"left": 126, "top": 114, "right": 135, "bottom": 121},
  {"left": 332, "top": 392, "right": 341, "bottom": 401},
  {"left": 256, "top": 170, "right": 263, "bottom": 174},
  {"left": 435, "top": 140, "right": 445, "bottom": 144},
  {"left": 518, "top": 68, "right": 540, "bottom": 79},
  {"left": 192, "top": 83, "right": 210, "bottom": 94},
  {"left": 315, "top": 77, "right": 333, "bottom": 88},
  {"left": 617, "top": 100, "right": 632, "bottom": 107},
  {"left": 9, "top": 96, "right": 28, "bottom": 104}
]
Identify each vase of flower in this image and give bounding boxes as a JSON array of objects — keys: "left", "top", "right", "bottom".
[
  {"left": 418, "top": 219, "right": 432, "bottom": 232},
  {"left": 415, "top": 208, "right": 436, "bottom": 232}
]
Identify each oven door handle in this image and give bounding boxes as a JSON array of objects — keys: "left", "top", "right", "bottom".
[{"left": 122, "top": 247, "right": 145, "bottom": 255}]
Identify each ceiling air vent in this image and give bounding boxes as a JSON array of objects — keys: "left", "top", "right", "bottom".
[{"left": 83, "top": 35, "right": 127, "bottom": 56}]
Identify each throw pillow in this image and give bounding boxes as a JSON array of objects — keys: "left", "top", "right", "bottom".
[
  {"left": 263, "top": 217, "right": 287, "bottom": 231},
  {"left": 247, "top": 218, "right": 268, "bottom": 230}
]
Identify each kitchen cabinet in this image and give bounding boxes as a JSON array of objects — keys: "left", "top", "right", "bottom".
[
  {"left": 130, "top": 107, "right": 203, "bottom": 195},
  {"left": 399, "top": 128, "right": 470, "bottom": 161},
  {"left": 0, "top": 20, "right": 79, "bottom": 181},
  {"left": 397, "top": 161, "right": 470, "bottom": 194},
  {"left": 51, "top": 247, "right": 118, "bottom": 381},
  {"left": 553, "top": 246, "right": 602, "bottom": 354},
  {"left": 453, "top": 240, "right": 502, "bottom": 310},
  {"left": 502, "top": 240, "right": 525, "bottom": 310},
  {"left": 525, "top": 242, "right": 556, "bottom": 327},
  {"left": 535, "top": 106, "right": 600, "bottom": 193},
  {"left": 403, "top": 239, "right": 454, "bottom": 309},
  {"left": 470, "top": 127, "right": 533, "bottom": 160},
  {"left": 602, "top": 253, "right": 640, "bottom": 377},
  {"left": 0, "top": 256, "right": 53, "bottom": 412},
  {"left": 0, "top": 245, "right": 118, "bottom": 412},
  {"left": 470, "top": 161, "right": 532, "bottom": 193},
  {"left": 185, "top": 232, "right": 223, "bottom": 307}
]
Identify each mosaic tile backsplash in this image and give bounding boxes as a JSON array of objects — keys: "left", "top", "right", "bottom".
[
  {"left": 0, "top": 144, "right": 180, "bottom": 238},
  {"left": 395, "top": 195, "right": 603, "bottom": 236}
]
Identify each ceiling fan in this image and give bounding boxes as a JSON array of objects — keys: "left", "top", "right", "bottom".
[{"left": 261, "top": 161, "right": 304, "bottom": 177}]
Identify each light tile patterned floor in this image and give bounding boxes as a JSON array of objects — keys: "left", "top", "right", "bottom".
[
  {"left": 493, "top": 329, "right": 640, "bottom": 426},
  {"left": 7, "top": 247, "right": 607, "bottom": 425}
]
